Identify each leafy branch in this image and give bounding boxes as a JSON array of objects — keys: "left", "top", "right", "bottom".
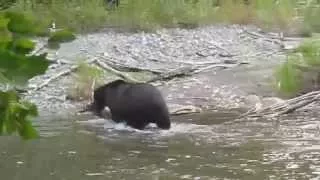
[{"left": 0, "top": 11, "right": 75, "bottom": 139}]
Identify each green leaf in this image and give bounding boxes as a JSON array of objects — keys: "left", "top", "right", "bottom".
[
  {"left": 0, "top": 13, "right": 9, "bottom": 30},
  {"left": 7, "top": 38, "right": 36, "bottom": 55},
  {"left": 0, "top": 90, "right": 39, "bottom": 139},
  {"left": 17, "top": 118, "right": 39, "bottom": 140},
  {"left": 0, "top": 50, "right": 50, "bottom": 85},
  {"left": 5, "top": 11, "right": 37, "bottom": 35},
  {"left": 0, "top": 14, "right": 11, "bottom": 49}
]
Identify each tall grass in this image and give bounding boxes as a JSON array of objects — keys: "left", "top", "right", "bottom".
[
  {"left": 107, "top": 0, "right": 217, "bottom": 30},
  {"left": 214, "top": 0, "right": 255, "bottom": 25},
  {"left": 275, "top": 56, "right": 302, "bottom": 96},
  {"left": 275, "top": 39, "right": 320, "bottom": 96},
  {"left": 254, "top": 0, "right": 297, "bottom": 31},
  {"left": 68, "top": 61, "right": 105, "bottom": 101},
  {"left": 303, "top": 0, "right": 320, "bottom": 33},
  {"left": 10, "top": 0, "right": 109, "bottom": 32},
  {"left": 7, "top": 0, "right": 313, "bottom": 33}
]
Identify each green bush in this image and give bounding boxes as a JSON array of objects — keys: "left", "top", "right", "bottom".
[
  {"left": 48, "top": 29, "right": 76, "bottom": 43},
  {"left": 0, "top": 11, "right": 75, "bottom": 139},
  {"left": 48, "top": 29, "right": 76, "bottom": 49}
]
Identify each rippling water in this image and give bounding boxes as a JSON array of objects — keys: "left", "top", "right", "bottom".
[{"left": 1, "top": 110, "right": 320, "bottom": 180}]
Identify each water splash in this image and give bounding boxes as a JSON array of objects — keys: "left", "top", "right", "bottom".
[{"left": 77, "top": 117, "right": 215, "bottom": 139}]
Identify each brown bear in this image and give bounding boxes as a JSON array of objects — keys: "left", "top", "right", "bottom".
[{"left": 88, "top": 79, "right": 171, "bottom": 130}]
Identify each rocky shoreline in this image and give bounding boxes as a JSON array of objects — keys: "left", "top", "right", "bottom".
[{"left": 23, "top": 24, "right": 303, "bottom": 118}]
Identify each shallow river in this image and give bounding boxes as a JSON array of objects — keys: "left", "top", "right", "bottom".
[{"left": 1, "top": 109, "right": 320, "bottom": 180}]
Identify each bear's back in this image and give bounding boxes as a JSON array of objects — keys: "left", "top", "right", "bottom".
[{"left": 92, "top": 79, "right": 170, "bottom": 129}]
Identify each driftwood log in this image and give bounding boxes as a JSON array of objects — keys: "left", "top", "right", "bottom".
[{"left": 241, "top": 90, "right": 320, "bottom": 118}]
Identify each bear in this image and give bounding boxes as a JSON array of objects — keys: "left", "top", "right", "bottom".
[{"left": 88, "top": 79, "right": 171, "bottom": 130}]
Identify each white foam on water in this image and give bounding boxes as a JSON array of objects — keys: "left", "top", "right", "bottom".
[
  {"left": 103, "top": 120, "right": 157, "bottom": 134},
  {"left": 77, "top": 117, "right": 215, "bottom": 139},
  {"left": 158, "top": 122, "right": 213, "bottom": 137},
  {"left": 76, "top": 118, "right": 106, "bottom": 125}
]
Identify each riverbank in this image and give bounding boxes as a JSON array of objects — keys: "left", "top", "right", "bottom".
[{"left": 23, "top": 24, "right": 303, "bottom": 118}]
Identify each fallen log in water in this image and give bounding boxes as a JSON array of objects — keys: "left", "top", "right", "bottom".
[{"left": 241, "top": 90, "right": 320, "bottom": 118}]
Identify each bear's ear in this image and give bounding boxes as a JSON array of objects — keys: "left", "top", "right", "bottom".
[{"left": 89, "top": 79, "right": 96, "bottom": 103}]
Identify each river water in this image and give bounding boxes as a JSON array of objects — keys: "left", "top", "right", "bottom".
[{"left": 1, "top": 109, "right": 320, "bottom": 180}]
